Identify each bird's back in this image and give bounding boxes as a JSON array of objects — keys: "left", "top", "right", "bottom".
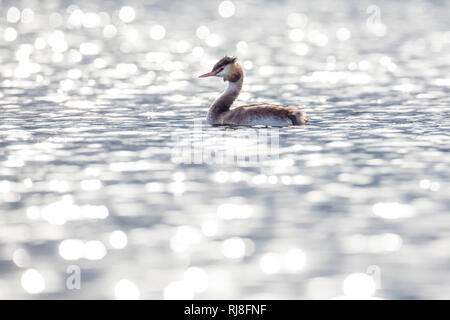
[{"left": 220, "top": 104, "right": 308, "bottom": 126}]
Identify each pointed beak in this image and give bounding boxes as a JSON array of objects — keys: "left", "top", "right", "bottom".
[{"left": 198, "top": 71, "right": 217, "bottom": 78}]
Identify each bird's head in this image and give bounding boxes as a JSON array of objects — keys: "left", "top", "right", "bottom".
[{"left": 198, "top": 56, "right": 242, "bottom": 82}]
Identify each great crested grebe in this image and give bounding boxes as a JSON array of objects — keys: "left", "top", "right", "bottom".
[{"left": 199, "top": 56, "right": 308, "bottom": 127}]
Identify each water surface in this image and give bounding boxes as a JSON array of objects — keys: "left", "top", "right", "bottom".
[{"left": 0, "top": 0, "right": 450, "bottom": 299}]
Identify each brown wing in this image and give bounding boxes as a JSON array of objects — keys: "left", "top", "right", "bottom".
[{"left": 222, "top": 104, "right": 307, "bottom": 125}]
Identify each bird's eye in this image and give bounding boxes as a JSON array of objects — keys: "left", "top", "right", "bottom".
[{"left": 218, "top": 68, "right": 224, "bottom": 72}]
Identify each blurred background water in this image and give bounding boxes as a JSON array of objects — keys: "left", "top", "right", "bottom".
[{"left": 0, "top": 0, "right": 450, "bottom": 299}]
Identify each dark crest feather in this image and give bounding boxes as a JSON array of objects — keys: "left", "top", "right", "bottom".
[{"left": 212, "top": 56, "right": 237, "bottom": 71}]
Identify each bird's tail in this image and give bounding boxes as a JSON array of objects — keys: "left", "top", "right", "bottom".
[{"left": 294, "top": 110, "right": 308, "bottom": 125}]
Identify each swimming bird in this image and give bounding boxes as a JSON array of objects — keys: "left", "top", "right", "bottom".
[{"left": 199, "top": 56, "right": 308, "bottom": 127}]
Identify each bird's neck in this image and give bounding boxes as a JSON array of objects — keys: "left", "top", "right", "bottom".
[{"left": 207, "top": 77, "right": 243, "bottom": 124}]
